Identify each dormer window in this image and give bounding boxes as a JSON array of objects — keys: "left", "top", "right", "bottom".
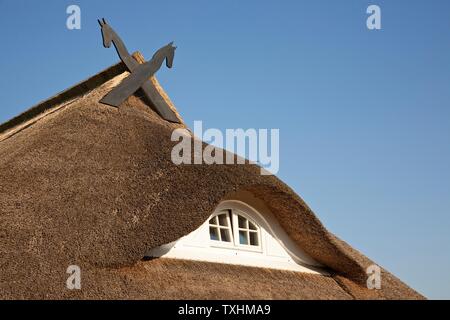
[
  {"left": 209, "top": 209, "right": 261, "bottom": 250},
  {"left": 146, "top": 199, "right": 325, "bottom": 274}
]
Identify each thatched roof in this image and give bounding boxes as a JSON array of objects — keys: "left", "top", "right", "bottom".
[{"left": 0, "top": 54, "right": 424, "bottom": 299}]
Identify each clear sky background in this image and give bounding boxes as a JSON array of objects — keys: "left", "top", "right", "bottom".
[{"left": 0, "top": 0, "right": 449, "bottom": 299}]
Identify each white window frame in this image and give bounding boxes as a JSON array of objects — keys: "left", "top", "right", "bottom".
[{"left": 208, "top": 208, "right": 263, "bottom": 253}]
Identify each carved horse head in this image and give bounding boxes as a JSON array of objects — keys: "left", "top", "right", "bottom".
[
  {"left": 98, "top": 18, "right": 113, "bottom": 48},
  {"left": 152, "top": 42, "right": 177, "bottom": 69}
]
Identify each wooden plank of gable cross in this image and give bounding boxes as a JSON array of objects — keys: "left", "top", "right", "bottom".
[
  {"left": 97, "top": 18, "right": 181, "bottom": 123},
  {"left": 127, "top": 51, "right": 183, "bottom": 124},
  {"left": 145, "top": 72, "right": 185, "bottom": 125}
]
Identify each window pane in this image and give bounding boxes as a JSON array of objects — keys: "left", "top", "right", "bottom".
[
  {"left": 248, "top": 221, "right": 257, "bottom": 230},
  {"left": 210, "top": 227, "right": 219, "bottom": 241},
  {"left": 218, "top": 214, "right": 228, "bottom": 227},
  {"left": 249, "top": 231, "right": 259, "bottom": 246},
  {"left": 209, "top": 216, "right": 218, "bottom": 225},
  {"left": 238, "top": 215, "right": 247, "bottom": 228},
  {"left": 239, "top": 230, "right": 248, "bottom": 245},
  {"left": 220, "top": 228, "right": 231, "bottom": 242}
]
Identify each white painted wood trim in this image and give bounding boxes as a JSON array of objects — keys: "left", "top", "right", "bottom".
[{"left": 146, "top": 200, "right": 327, "bottom": 274}]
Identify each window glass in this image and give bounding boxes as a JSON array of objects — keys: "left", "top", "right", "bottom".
[
  {"left": 249, "top": 231, "right": 258, "bottom": 246},
  {"left": 239, "top": 230, "right": 248, "bottom": 245},
  {"left": 209, "top": 227, "right": 219, "bottom": 241},
  {"left": 238, "top": 215, "right": 247, "bottom": 228},
  {"left": 220, "top": 229, "right": 231, "bottom": 242},
  {"left": 218, "top": 214, "right": 228, "bottom": 227}
]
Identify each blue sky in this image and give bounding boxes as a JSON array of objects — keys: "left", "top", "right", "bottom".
[{"left": 1, "top": 0, "right": 449, "bottom": 299}]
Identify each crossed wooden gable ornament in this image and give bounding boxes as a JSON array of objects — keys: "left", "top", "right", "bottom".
[{"left": 98, "top": 18, "right": 180, "bottom": 123}]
